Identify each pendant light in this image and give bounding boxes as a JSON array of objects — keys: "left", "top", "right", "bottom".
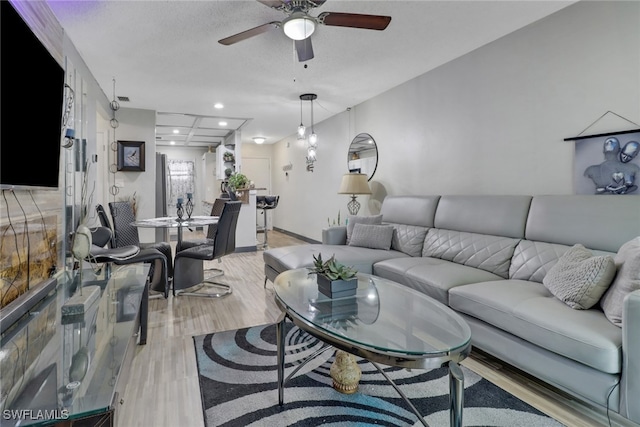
[
  {"left": 299, "top": 93, "right": 318, "bottom": 171},
  {"left": 308, "top": 94, "right": 318, "bottom": 146},
  {"left": 297, "top": 97, "right": 306, "bottom": 140}
]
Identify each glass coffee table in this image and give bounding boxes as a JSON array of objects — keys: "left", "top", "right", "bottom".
[{"left": 273, "top": 268, "right": 471, "bottom": 427}]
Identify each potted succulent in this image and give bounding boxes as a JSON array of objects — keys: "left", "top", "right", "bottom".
[{"left": 309, "top": 253, "right": 358, "bottom": 297}]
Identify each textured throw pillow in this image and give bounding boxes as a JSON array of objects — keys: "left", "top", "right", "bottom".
[
  {"left": 542, "top": 244, "right": 616, "bottom": 309},
  {"left": 600, "top": 237, "right": 640, "bottom": 326},
  {"left": 348, "top": 223, "right": 394, "bottom": 250},
  {"left": 346, "top": 214, "right": 382, "bottom": 243}
]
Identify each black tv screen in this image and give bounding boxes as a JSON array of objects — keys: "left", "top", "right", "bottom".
[{"left": 1, "top": 1, "right": 65, "bottom": 190}]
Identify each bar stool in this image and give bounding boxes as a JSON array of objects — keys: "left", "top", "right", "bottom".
[{"left": 256, "top": 195, "right": 279, "bottom": 249}]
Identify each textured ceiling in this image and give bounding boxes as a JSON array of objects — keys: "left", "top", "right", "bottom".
[{"left": 47, "top": 0, "right": 575, "bottom": 148}]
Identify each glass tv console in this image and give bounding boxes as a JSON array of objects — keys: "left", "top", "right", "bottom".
[{"left": 0, "top": 263, "right": 149, "bottom": 426}]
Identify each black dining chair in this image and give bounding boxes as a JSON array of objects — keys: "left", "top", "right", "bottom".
[
  {"left": 172, "top": 200, "right": 242, "bottom": 298},
  {"left": 177, "top": 198, "right": 227, "bottom": 252},
  {"left": 96, "top": 204, "right": 116, "bottom": 247},
  {"left": 107, "top": 201, "right": 174, "bottom": 278},
  {"left": 87, "top": 226, "right": 170, "bottom": 299}
]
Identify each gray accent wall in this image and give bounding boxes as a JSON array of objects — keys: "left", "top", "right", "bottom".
[{"left": 271, "top": 1, "right": 640, "bottom": 242}]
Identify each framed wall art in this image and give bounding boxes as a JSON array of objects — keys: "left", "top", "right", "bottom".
[
  {"left": 567, "top": 129, "right": 640, "bottom": 195},
  {"left": 117, "top": 140, "right": 145, "bottom": 172}
]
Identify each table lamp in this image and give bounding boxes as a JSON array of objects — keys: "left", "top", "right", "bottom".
[{"left": 338, "top": 173, "right": 372, "bottom": 215}]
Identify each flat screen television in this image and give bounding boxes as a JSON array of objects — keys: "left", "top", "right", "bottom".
[{"left": 1, "top": 1, "right": 65, "bottom": 190}]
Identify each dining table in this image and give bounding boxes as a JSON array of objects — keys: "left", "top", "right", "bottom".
[{"left": 132, "top": 215, "right": 219, "bottom": 254}]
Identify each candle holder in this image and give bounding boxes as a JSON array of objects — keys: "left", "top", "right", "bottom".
[
  {"left": 176, "top": 199, "right": 184, "bottom": 221},
  {"left": 186, "top": 193, "right": 194, "bottom": 219}
]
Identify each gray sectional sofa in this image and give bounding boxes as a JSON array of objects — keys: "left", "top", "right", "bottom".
[{"left": 263, "top": 195, "right": 640, "bottom": 424}]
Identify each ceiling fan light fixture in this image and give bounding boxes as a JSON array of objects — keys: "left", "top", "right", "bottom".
[{"left": 283, "top": 13, "right": 316, "bottom": 40}]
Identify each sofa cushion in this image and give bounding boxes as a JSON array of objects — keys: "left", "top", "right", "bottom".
[
  {"left": 374, "top": 257, "right": 503, "bottom": 305},
  {"left": 509, "top": 240, "right": 571, "bottom": 283},
  {"left": 387, "top": 223, "right": 428, "bottom": 257},
  {"left": 379, "top": 195, "right": 440, "bottom": 227},
  {"left": 346, "top": 214, "right": 382, "bottom": 243},
  {"left": 600, "top": 237, "right": 640, "bottom": 326},
  {"left": 542, "top": 244, "right": 616, "bottom": 309},
  {"left": 434, "top": 195, "right": 531, "bottom": 238},
  {"left": 263, "top": 244, "right": 408, "bottom": 276},
  {"left": 526, "top": 195, "right": 640, "bottom": 253},
  {"left": 348, "top": 223, "right": 394, "bottom": 250},
  {"left": 449, "top": 280, "right": 622, "bottom": 374},
  {"left": 422, "top": 229, "right": 519, "bottom": 278}
]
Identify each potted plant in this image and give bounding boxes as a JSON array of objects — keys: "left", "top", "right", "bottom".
[
  {"left": 309, "top": 253, "right": 358, "bottom": 297},
  {"left": 223, "top": 151, "right": 235, "bottom": 162},
  {"left": 227, "top": 172, "right": 249, "bottom": 191},
  {"left": 327, "top": 210, "right": 342, "bottom": 227}
]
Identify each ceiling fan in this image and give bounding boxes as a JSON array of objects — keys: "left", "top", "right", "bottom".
[{"left": 218, "top": 0, "right": 391, "bottom": 62}]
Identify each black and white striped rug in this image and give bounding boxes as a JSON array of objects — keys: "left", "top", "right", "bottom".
[{"left": 194, "top": 323, "right": 563, "bottom": 426}]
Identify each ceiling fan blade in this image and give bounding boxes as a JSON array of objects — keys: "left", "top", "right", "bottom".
[
  {"left": 319, "top": 12, "right": 391, "bottom": 30},
  {"left": 295, "top": 37, "right": 314, "bottom": 62},
  {"left": 218, "top": 22, "right": 280, "bottom": 45}
]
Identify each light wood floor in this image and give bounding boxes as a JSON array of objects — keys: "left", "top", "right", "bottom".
[{"left": 115, "top": 230, "right": 632, "bottom": 427}]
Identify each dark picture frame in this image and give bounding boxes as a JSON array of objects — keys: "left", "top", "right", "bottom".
[
  {"left": 117, "top": 140, "right": 145, "bottom": 171},
  {"left": 116, "top": 285, "right": 143, "bottom": 323}
]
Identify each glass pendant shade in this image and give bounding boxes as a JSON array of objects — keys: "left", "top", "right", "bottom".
[
  {"left": 283, "top": 14, "right": 316, "bottom": 40},
  {"left": 297, "top": 124, "right": 306, "bottom": 138},
  {"left": 309, "top": 133, "right": 318, "bottom": 145},
  {"left": 307, "top": 146, "right": 316, "bottom": 159}
]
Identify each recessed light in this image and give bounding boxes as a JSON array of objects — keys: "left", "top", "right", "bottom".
[
  {"left": 173, "top": 129, "right": 179, "bottom": 134},
  {"left": 170, "top": 141, "right": 176, "bottom": 145},
  {"left": 214, "top": 103, "right": 224, "bottom": 109},
  {"left": 253, "top": 137, "right": 266, "bottom": 144},
  {"left": 219, "top": 121, "right": 227, "bottom": 126}
]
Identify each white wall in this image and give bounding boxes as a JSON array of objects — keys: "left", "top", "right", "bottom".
[
  {"left": 271, "top": 1, "right": 640, "bottom": 242},
  {"left": 114, "top": 108, "right": 157, "bottom": 242}
]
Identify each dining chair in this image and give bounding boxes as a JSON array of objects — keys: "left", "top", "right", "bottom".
[
  {"left": 107, "top": 201, "right": 174, "bottom": 279},
  {"left": 87, "top": 226, "right": 170, "bottom": 298},
  {"left": 177, "top": 198, "right": 226, "bottom": 252},
  {"left": 172, "top": 200, "right": 242, "bottom": 297},
  {"left": 96, "top": 204, "right": 116, "bottom": 247}
]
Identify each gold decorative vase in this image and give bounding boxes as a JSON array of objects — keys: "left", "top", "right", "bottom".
[{"left": 329, "top": 350, "right": 361, "bottom": 394}]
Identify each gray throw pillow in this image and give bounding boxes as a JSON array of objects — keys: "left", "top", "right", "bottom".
[
  {"left": 600, "top": 237, "right": 640, "bottom": 327},
  {"left": 542, "top": 244, "right": 616, "bottom": 310},
  {"left": 346, "top": 214, "right": 383, "bottom": 243},
  {"left": 348, "top": 223, "right": 394, "bottom": 250}
]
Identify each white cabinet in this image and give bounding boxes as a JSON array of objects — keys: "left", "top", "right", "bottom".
[
  {"left": 216, "top": 146, "right": 235, "bottom": 179},
  {"left": 201, "top": 152, "right": 217, "bottom": 206}
]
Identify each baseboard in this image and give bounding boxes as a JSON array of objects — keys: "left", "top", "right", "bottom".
[{"left": 273, "top": 227, "right": 320, "bottom": 244}]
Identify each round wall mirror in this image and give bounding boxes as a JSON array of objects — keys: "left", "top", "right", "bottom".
[{"left": 347, "top": 133, "right": 378, "bottom": 181}]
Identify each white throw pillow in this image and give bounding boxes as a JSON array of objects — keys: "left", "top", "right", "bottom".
[
  {"left": 542, "top": 244, "right": 616, "bottom": 310},
  {"left": 600, "top": 237, "right": 640, "bottom": 326}
]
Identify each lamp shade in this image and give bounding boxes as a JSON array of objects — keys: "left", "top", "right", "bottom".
[{"left": 338, "top": 173, "right": 372, "bottom": 195}]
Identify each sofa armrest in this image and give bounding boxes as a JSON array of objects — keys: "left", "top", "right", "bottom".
[
  {"left": 621, "top": 289, "right": 640, "bottom": 423},
  {"left": 322, "top": 226, "right": 347, "bottom": 245}
]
